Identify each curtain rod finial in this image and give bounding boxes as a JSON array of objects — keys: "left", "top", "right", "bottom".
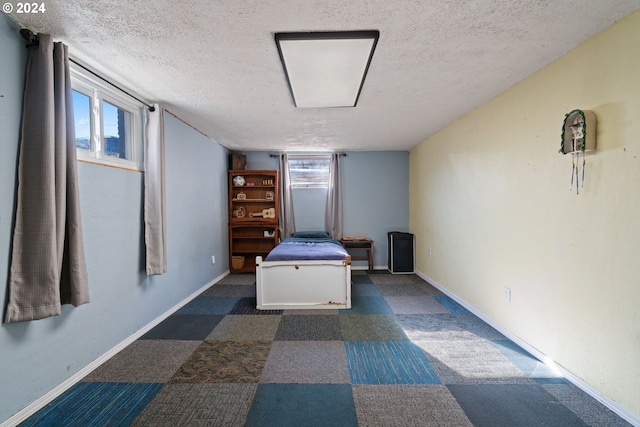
[{"left": 20, "top": 28, "right": 39, "bottom": 47}]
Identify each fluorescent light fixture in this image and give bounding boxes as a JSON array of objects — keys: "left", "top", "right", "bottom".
[{"left": 275, "top": 31, "right": 379, "bottom": 108}]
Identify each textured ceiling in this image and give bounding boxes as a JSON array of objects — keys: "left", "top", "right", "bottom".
[{"left": 9, "top": 1, "right": 640, "bottom": 152}]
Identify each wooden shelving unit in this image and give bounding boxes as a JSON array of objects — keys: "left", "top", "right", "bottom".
[{"left": 228, "top": 170, "right": 279, "bottom": 273}]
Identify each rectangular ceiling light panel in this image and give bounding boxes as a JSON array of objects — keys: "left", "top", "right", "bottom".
[{"left": 276, "top": 31, "right": 379, "bottom": 108}]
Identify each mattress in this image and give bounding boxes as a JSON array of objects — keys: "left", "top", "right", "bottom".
[{"left": 265, "top": 237, "right": 349, "bottom": 261}]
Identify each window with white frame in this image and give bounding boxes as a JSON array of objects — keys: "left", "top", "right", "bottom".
[
  {"left": 288, "top": 155, "right": 331, "bottom": 188},
  {"left": 71, "top": 64, "right": 144, "bottom": 171}
]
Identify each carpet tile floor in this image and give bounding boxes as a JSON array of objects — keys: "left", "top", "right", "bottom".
[{"left": 21, "top": 272, "right": 632, "bottom": 427}]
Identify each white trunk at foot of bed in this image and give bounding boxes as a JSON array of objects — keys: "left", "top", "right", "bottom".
[{"left": 255, "top": 256, "right": 352, "bottom": 310}]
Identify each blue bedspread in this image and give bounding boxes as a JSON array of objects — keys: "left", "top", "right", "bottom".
[{"left": 265, "top": 237, "right": 349, "bottom": 261}]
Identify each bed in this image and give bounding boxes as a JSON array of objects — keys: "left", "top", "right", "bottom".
[{"left": 256, "top": 231, "right": 352, "bottom": 310}]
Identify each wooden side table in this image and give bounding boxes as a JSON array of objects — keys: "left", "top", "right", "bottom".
[{"left": 341, "top": 237, "right": 374, "bottom": 271}]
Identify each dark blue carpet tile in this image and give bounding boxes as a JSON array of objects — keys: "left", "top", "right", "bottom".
[
  {"left": 345, "top": 341, "right": 441, "bottom": 384},
  {"left": 274, "top": 315, "right": 343, "bottom": 341},
  {"left": 535, "top": 377, "right": 570, "bottom": 384},
  {"left": 433, "top": 295, "right": 470, "bottom": 314},
  {"left": 351, "top": 283, "right": 382, "bottom": 297},
  {"left": 491, "top": 340, "right": 566, "bottom": 381},
  {"left": 175, "top": 296, "right": 240, "bottom": 315},
  {"left": 230, "top": 297, "right": 283, "bottom": 315},
  {"left": 351, "top": 275, "right": 374, "bottom": 285},
  {"left": 447, "top": 384, "right": 588, "bottom": 427},
  {"left": 245, "top": 384, "right": 357, "bottom": 427},
  {"left": 140, "top": 314, "right": 224, "bottom": 340},
  {"left": 19, "top": 382, "right": 162, "bottom": 427},
  {"left": 340, "top": 296, "right": 393, "bottom": 315}
]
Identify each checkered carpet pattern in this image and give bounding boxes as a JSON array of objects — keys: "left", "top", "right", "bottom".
[{"left": 21, "top": 272, "right": 630, "bottom": 426}]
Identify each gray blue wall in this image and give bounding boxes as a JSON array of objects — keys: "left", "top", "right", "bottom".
[
  {"left": 244, "top": 151, "right": 410, "bottom": 268},
  {"left": 0, "top": 14, "right": 229, "bottom": 422}
]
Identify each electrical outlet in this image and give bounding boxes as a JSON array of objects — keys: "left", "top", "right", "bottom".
[
  {"left": 504, "top": 287, "right": 511, "bottom": 302},
  {"left": 428, "top": 247, "right": 432, "bottom": 257},
  {"left": 211, "top": 255, "right": 216, "bottom": 265}
]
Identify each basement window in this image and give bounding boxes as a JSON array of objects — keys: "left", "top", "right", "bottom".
[
  {"left": 288, "top": 155, "right": 330, "bottom": 188},
  {"left": 71, "top": 63, "right": 144, "bottom": 171}
]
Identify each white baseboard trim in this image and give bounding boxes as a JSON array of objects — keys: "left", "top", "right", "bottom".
[
  {"left": 1, "top": 270, "right": 230, "bottom": 427},
  {"left": 415, "top": 270, "right": 640, "bottom": 427}
]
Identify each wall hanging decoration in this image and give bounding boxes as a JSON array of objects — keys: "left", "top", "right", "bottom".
[{"left": 560, "top": 109, "right": 596, "bottom": 194}]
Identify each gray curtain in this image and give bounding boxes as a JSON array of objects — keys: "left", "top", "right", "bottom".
[
  {"left": 325, "top": 153, "right": 343, "bottom": 240},
  {"left": 144, "top": 104, "right": 167, "bottom": 275},
  {"left": 278, "top": 154, "right": 296, "bottom": 238},
  {"left": 5, "top": 34, "right": 89, "bottom": 323}
]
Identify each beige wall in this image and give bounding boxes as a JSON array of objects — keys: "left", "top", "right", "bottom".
[{"left": 410, "top": 10, "right": 640, "bottom": 420}]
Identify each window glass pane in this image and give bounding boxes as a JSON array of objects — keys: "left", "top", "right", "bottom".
[
  {"left": 289, "top": 158, "right": 330, "bottom": 187},
  {"left": 72, "top": 90, "right": 91, "bottom": 151},
  {"left": 102, "top": 100, "right": 129, "bottom": 159}
]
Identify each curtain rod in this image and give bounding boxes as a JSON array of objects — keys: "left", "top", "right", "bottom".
[
  {"left": 19, "top": 29, "right": 155, "bottom": 112},
  {"left": 269, "top": 153, "right": 347, "bottom": 158}
]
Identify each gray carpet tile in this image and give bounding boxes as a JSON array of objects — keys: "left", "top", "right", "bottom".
[
  {"left": 352, "top": 384, "right": 473, "bottom": 427},
  {"left": 260, "top": 341, "right": 350, "bottom": 384},
  {"left": 491, "top": 339, "right": 564, "bottom": 379},
  {"left": 82, "top": 340, "right": 200, "bottom": 383},
  {"left": 282, "top": 308, "right": 339, "bottom": 315},
  {"left": 201, "top": 283, "right": 256, "bottom": 297},
  {"left": 170, "top": 341, "right": 271, "bottom": 384},
  {"left": 456, "top": 313, "right": 507, "bottom": 340},
  {"left": 543, "top": 384, "right": 633, "bottom": 427},
  {"left": 206, "top": 315, "right": 282, "bottom": 341},
  {"left": 340, "top": 314, "right": 408, "bottom": 341},
  {"left": 411, "top": 335, "right": 533, "bottom": 384},
  {"left": 140, "top": 314, "right": 224, "bottom": 340},
  {"left": 403, "top": 324, "right": 492, "bottom": 343},
  {"left": 369, "top": 273, "right": 428, "bottom": 285},
  {"left": 397, "top": 313, "right": 466, "bottom": 333},
  {"left": 274, "top": 314, "right": 343, "bottom": 341},
  {"left": 374, "top": 281, "right": 444, "bottom": 297},
  {"left": 215, "top": 273, "right": 256, "bottom": 285},
  {"left": 448, "top": 384, "right": 589, "bottom": 427},
  {"left": 131, "top": 383, "right": 257, "bottom": 427},
  {"left": 386, "top": 295, "right": 452, "bottom": 314}
]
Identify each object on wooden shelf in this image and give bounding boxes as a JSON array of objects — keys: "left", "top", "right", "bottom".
[
  {"left": 236, "top": 192, "right": 246, "bottom": 200},
  {"left": 232, "top": 256, "right": 245, "bottom": 269},
  {"left": 250, "top": 208, "right": 276, "bottom": 218},
  {"left": 232, "top": 206, "right": 246, "bottom": 218},
  {"left": 232, "top": 175, "right": 245, "bottom": 186},
  {"left": 265, "top": 190, "right": 274, "bottom": 200},
  {"left": 229, "top": 154, "right": 246, "bottom": 170}
]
